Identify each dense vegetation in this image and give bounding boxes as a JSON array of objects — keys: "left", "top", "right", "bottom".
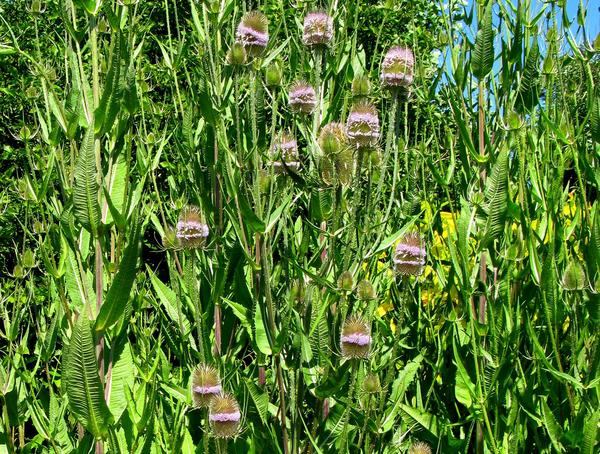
[{"left": 0, "top": 0, "right": 599, "bottom": 452}]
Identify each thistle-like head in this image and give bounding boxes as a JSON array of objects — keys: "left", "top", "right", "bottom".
[
  {"left": 409, "top": 441, "right": 432, "bottom": 454},
  {"left": 302, "top": 11, "right": 334, "bottom": 47},
  {"left": 288, "top": 81, "right": 317, "bottom": 115},
  {"left": 191, "top": 364, "right": 221, "bottom": 408},
  {"left": 271, "top": 132, "right": 300, "bottom": 173},
  {"left": 393, "top": 232, "right": 426, "bottom": 276},
  {"left": 340, "top": 315, "right": 371, "bottom": 359},
  {"left": 380, "top": 45, "right": 415, "bottom": 89},
  {"left": 346, "top": 100, "right": 380, "bottom": 148},
  {"left": 236, "top": 11, "right": 269, "bottom": 57},
  {"left": 209, "top": 393, "right": 242, "bottom": 438},
  {"left": 176, "top": 206, "right": 209, "bottom": 250}
]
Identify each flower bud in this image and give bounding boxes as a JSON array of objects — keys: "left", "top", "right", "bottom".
[
  {"left": 340, "top": 315, "right": 371, "bottom": 359},
  {"left": 351, "top": 74, "right": 371, "bottom": 98},
  {"left": 209, "top": 394, "right": 242, "bottom": 438},
  {"left": 162, "top": 226, "right": 179, "bottom": 250},
  {"left": 337, "top": 271, "right": 354, "bottom": 292},
  {"left": 381, "top": 46, "right": 415, "bottom": 89},
  {"left": 191, "top": 364, "right": 221, "bottom": 408},
  {"left": 302, "top": 11, "right": 334, "bottom": 47},
  {"left": 393, "top": 233, "right": 426, "bottom": 276},
  {"left": 176, "top": 206, "right": 209, "bottom": 250},
  {"left": 346, "top": 101, "right": 380, "bottom": 148},
  {"left": 362, "top": 373, "right": 381, "bottom": 394},
  {"left": 265, "top": 62, "right": 282, "bottom": 88},
  {"left": 236, "top": 11, "right": 269, "bottom": 58},
  {"left": 288, "top": 81, "right": 317, "bottom": 115},
  {"left": 227, "top": 42, "right": 247, "bottom": 66},
  {"left": 319, "top": 122, "right": 353, "bottom": 186},
  {"left": 357, "top": 280, "right": 376, "bottom": 301}
]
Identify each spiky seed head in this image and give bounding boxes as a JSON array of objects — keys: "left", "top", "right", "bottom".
[
  {"left": 337, "top": 271, "right": 354, "bottom": 292},
  {"left": 236, "top": 11, "right": 269, "bottom": 57},
  {"left": 209, "top": 393, "right": 241, "bottom": 438},
  {"left": 265, "top": 62, "right": 283, "bottom": 88},
  {"left": 393, "top": 233, "right": 426, "bottom": 276},
  {"left": 271, "top": 132, "right": 300, "bottom": 173},
  {"left": 362, "top": 373, "right": 381, "bottom": 394},
  {"left": 357, "top": 280, "right": 376, "bottom": 301},
  {"left": 346, "top": 101, "right": 380, "bottom": 148},
  {"left": 302, "top": 11, "right": 334, "bottom": 47},
  {"left": 227, "top": 42, "right": 247, "bottom": 66},
  {"left": 288, "top": 81, "right": 317, "bottom": 115},
  {"left": 191, "top": 364, "right": 221, "bottom": 407},
  {"left": 340, "top": 315, "right": 371, "bottom": 359},
  {"left": 380, "top": 46, "right": 415, "bottom": 89},
  {"left": 352, "top": 74, "right": 371, "bottom": 98},
  {"left": 409, "top": 441, "right": 432, "bottom": 454},
  {"left": 562, "top": 261, "right": 587, "bottom": 291},
  {"left": 319, "top": 122, "right": 347, "bottom": 156},
  {"left": 176, "top": 206, "right": 209, "bottom": 249}
]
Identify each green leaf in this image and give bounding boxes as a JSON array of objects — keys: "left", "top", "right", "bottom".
[
  {"left": 73, "top": 126, "right": 100, "bottom": 236},
  {"left": 95, "top": 225, "right": 141, "bottom": 333},
  {"left": 472, "top": 1, "right": 494, "bottom": 80},
  {"left": 254, "top": 302, "right": 272, "bottom": 355},
  {"left": 582, "top": 409, "right": 600, "bottom": 454},
  {"left": 541, "top": 398, "right": 563, "bottom": 451},
  {"left": 482, "top": 147, "right": 509, "bottom": 245},
  {"left": 108, "top": 341, "right": 134, "bottom": 422},
  {"left": 95, "top": 33, "right": 124, "bottom": 135},
  {"left": 453, "top": 336, "right": 477, "bottom": 409},
  {"left": 244, "top": 379, "right": 269, "bottom": 425},
  {"left": 64, "top": 317, "right": 113, "bottom": 439}
]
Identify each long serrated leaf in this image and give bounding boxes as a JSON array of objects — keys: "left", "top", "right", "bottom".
[
  {"left": 73, "top": 126, "right": 100, "bottom": 235},
  {"left": 472, "top": 1, "right": 494, "bottom": 80},
  {"left": 64, "top": 317, "right": 113, "bottom": 439},
  {"left": 95, "top": 225, "right": 141, "bottom": 333}
]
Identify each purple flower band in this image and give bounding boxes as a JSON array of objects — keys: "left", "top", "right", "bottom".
[
  {"left": 394, "top": 243, "right": 426, "bottom": 257},
  {"left": 341, "top": 333, "right": 371, "bottom": 346},
  {"left": 193, "top": 385, "right": 222, "bottom": 395},
  {"left": 236, "top": 25, "right": 268, "bottom": 47},
  {"left": 209, "top": 411, "right": 241, "bottom": 422}
]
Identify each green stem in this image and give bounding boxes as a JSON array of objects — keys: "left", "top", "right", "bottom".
[{"left": 338, "top": 360, "right": 359, "bottom": 454}]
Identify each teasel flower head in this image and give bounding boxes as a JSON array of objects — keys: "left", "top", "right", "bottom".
[
  {"left": 176, "top": 205, "right": 209, "bottom": 249},
  {"left": 265, "top": 62, "right": 283, "bottom": 88},
  {"left": 271, "top": 132, "right": 300, "bottom": 173},
  {"left": 236, "top": 11, "right": 269, "bottom": 57},
  {"left": 227, "top": 42, "right": 247, "bottom": 66},
  {"left": 340, "top": 315, "right": 371, "bottom": 359},
  {"left": 302, "top": 11, "right": 334, "bottom": 47},
  {"left": 380, "top": 45, "right": 415, "bottom": 89},
  {"left": 209, "top": 393, "right": 242, "bottom": 438},
  {"left": 191, "top": 364, "right": 221, "bottom": 408},
  {"left": 351, "top": 74, "right": 371, "bottom": 98},
  {"left": 561, "top": 260, "right": 587, "bottom": 291},
  {"left": 288, "top": 81, "right": 317, "bottom": 115},
  {"left": 337, "top": 271, "right": 354, "bottom": 292},
  {"left": 161, "top": 225, "right": 179, "bottom": 250},
  {"left": 346, "top": 100, "right": 380, "bottom": 148},
  {"left": 362, "top": 373, "right": 381, "bottom": 394},
  {"left": 319, "top": 122, "right": 353, "bottom": 186},
  {"left": 393, "top": 233, "right": 426, "bottom": 276},
  {"left": 409, "top": 441, "right": 432, "bottom": 454}
]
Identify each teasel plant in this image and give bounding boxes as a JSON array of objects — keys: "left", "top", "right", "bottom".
[{"left": 2, "top": 0, "right": 600, "bottom": 453}]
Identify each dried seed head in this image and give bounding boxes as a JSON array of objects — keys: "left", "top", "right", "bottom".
[
  {"left": 227, "top": 42, "right": 247, "bottom": 66},
  {"left": 191, "top": 364, "right": 221, "bottom": 407},
  {"left": 319, "top": 122, "right": 353, "bottom": 186},
  {"left": 337, "top": 271, "right": 354, "bottom": 292},
  {"left": 351, "top": 74, "right": 371, "bottom": 98},
  {"left": 288, "top": 81, "right": 317, "bottom": 115},
  {"left": 176, "top": 206, "right": 209, "bottom": 250},
  {"left": 302, "top": 11, "right": 334, "bottom": 47},
  {"left": 357, "top": 280, "right": 376, "bottom": 301},
  {"left": 236, "top": 11, "right": 269, "bottom": 57},
  {"left": 393, "top": 233, "right": 426, "bottom": 276},
  {"left": 362, "top": 373, "right": 381, "bottom": 394},
  {"left": 209, "top": 394, "right": 241, "bottom": 438},
  {"left": 561, "top": 261, "right": 587, "bottom": 291},
  {"left": 340, "top": 315, "right": 371, "bottom": 359},
  {"left": 346, "top": 101, "right": 380, "bottom": 148},
  {"left": 381, "top": 46, "right": 415, "bottom": 89},
  {"left": 409, "top": 441, "right": 432, "bottom": 454},
  {"left": 271, "top": 133, "right": 300, "bottom": 173}
]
